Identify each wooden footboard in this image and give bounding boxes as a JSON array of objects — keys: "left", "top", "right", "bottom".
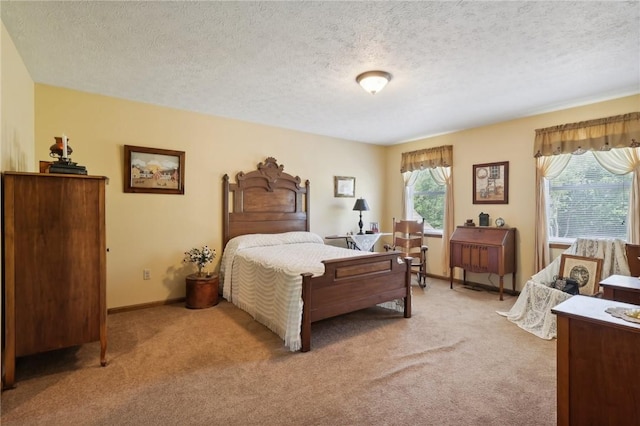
[{"left": 300, "top": 252, "right": 412, "bottom": 352}]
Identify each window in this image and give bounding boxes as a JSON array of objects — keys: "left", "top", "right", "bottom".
[
  {"left": 489, "top": 164, "right": 501, "bottom": 180},
  {"left": 412, "top": 170, "right": 445, "bottom": 231},
  {"left": 547, "top": 152, "right": 631, "bottom": 241}
]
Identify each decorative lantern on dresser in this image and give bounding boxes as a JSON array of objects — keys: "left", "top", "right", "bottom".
[{"left": 2, "top": 172, "right": 108, "bottom": 389}]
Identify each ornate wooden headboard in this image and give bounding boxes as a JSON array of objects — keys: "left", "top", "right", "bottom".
[{"left": 222, "top": 157, "right": 310, "bottom": 247}]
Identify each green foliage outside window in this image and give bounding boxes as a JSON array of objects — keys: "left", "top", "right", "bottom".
[{"left": 412, "top": 171, "right": 445, "bottom": 230}]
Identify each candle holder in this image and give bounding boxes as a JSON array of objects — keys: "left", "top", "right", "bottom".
[
  {"left": 48, "top": 136, "right": 88, "bottom": 175},
  {"left": 49, "top": 136, "right": 74, "bottom": 161}
]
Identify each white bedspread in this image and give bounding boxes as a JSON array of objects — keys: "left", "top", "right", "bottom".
[{"left": 220, "top": 232, "right": 378, "bottom": 351}]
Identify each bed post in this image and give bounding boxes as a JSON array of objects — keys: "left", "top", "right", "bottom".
[
  {"left": 222, "top": 174, "right": 230, "bottom": 248},
  {"left": 300, "top": 272, "right": 313, "bottom": 352},
  {"left": 404, "top": 257, "right": 412, "bottom": 318},
  {"left": 304, "top": 180, "right": 310, "bottom": 232}
]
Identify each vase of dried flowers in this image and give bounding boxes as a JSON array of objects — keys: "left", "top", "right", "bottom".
[{"left": 183, "top": 245, "right": 216, "bottom": 277}]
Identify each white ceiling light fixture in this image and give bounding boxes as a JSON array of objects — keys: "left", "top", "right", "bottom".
[{"left": 356, "top": 70, "right": 392, "bottom": 95}]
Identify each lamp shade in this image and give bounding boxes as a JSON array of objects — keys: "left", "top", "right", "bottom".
[
  {"left": 356, "top": 71, "right": 392, "bottom": 95},
  {"left": 353, "top": 198, "right": 370, "bottom": 211}
]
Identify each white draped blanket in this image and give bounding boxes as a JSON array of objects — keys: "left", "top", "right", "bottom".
[
  {"left": 220, "top": 232, "right": 402, "bottom": 351},
  {"left": 497, "top": 238, "right": 630, "bottom": 339}
]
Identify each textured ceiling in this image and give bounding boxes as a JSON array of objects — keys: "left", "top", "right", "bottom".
[{"left": 2, "top": 1, "right": 639, "bottom": 145}]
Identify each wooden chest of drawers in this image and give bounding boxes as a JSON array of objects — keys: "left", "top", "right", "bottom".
[
  {"left": 2, "top": 172, "right": 108, "bottom": 389},
  {"left": 552, "top": 296, "right": 640, "bottom": 425}
]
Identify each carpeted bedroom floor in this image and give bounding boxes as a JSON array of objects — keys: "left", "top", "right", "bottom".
[{"left": 1, "top": 278, "right": 556, "bottom": 425}]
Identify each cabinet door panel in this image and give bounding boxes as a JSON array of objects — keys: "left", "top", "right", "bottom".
[
  {"left": 450, "top": 244, "right": 462, "bottom": 268},
  {"left": 459, "top": 244, "right": 489, "bottom": 272},
  {"left": 461, "top": 244, "right": 472, "bottom": 268},
  {"left": 478, "top": 246, "right": 489, "bottom": 272},
  {"left": 487, "top": 247, "right": 501, "bottom": 274}
]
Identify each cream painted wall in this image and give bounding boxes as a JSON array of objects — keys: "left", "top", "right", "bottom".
[
  {"left": 34, "top": 85, "right": 386, "bottom": 308},
  {"left": 1, "top": 23, "right": 34, "bottom": 172},
  {"left": 384, "top": 94, "right": 640, "bottom": 291}
]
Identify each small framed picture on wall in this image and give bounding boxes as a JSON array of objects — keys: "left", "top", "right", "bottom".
[{"left": 334, "top": 176, "right": 355, "bottom": 198}]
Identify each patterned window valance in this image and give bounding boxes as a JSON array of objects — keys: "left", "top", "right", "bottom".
[
  {"left": 400, "top": 145, "right": 453, "bottom": 173},
  {"left": 533, "top": 112, "right": 640, "bottom": 157}
]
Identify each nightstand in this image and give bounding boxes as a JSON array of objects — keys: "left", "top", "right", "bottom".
[
  {"left": 185, "top": 273, "right": 219, "bottom": 309},
  {"left": 599, "top": 274, "right": 640, "bottom": 305}
]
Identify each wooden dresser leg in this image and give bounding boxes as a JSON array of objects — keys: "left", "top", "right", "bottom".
[
  {"left": 2, "top": 357, "right": 16, "bottom": 390},
  {"left": 450, "top": 267, "right": 454, "bottom": 289},
  {"left": 3, "top": 285, "right": 16, "bottom": 390},
  {"left": 100, "top": 302, "right": 107, "bottom": 366},
  {"left": 100, "top": 334, "right": 107, "bottom": 367}
]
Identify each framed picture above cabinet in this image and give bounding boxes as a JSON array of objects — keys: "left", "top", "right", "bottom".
[{"left": 473, "top": 161, "right": 509, "bottom": 204}]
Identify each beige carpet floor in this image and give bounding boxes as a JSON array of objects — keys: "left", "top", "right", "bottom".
[{"left": 1, "top": 279, "right": 556, "bottom": 425}]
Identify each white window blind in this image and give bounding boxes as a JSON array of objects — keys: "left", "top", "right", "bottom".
[{"left": 548, "top": 152, "right": 631, "bottom": 241}]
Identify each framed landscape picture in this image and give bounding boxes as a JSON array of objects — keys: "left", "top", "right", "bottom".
[
  {"left": 473, "top": 161, "right": 509, "bottom": 204},
  {"left": 124, "top": 145, "right": 185, "bottom": 194},
  {"left": 559, "top": 254, "right": 603, "bottom": 296}
]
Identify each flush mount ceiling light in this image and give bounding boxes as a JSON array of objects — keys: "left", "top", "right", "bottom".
[{"left": 356, "top": 70, "right": 392, "bottom": 95}]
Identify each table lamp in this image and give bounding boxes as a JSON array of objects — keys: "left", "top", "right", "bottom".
[{"left": 352, "top": 198, "right": 370, "bottom": 235}]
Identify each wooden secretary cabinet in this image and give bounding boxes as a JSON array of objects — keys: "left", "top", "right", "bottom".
[
  {"left": 2, "top": 172, "right": 108, "bottom": 389},
  {"left": 449, "top": 226, "right": 516, "bottom": 300}
]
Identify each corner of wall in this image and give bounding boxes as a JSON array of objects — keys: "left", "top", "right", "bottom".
[{"left": 1, "top": 22, "right": 35, "bottom": 173}]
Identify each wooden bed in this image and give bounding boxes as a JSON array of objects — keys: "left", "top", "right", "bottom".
[{"left": 222, "top": 157, "right": 412, "bottom": 352}]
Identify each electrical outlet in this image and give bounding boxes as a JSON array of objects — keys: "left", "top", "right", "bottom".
[{"left": 143, "top": 269, "right": 151, "bottom": 280}]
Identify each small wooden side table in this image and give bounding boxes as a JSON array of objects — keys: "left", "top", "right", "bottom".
[
  {"left": 185, "top": 273, "right": 219, "bottom": 309},
  {"left": 599, "top": 274, "right": 640, "bottom": 305}
]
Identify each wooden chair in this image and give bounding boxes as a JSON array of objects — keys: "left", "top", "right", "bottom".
[
  {"left": 626, "top": 243, "right": 640, "bottom": 277},
  {"left": 384, "top": 218, "right": 428, "bottom": 288}
]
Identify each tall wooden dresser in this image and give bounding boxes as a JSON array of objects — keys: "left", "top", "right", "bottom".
[
  {"left": 552, "top": 296, "right": 640, "bottom": 425},
  {"left": 449, "top": 226, "right": 516, "bottom": 300},
  {"left": 2, "top": 172, "right": 108, "bottom": 389}
]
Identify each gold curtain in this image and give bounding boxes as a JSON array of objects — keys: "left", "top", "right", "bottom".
[
  {"left": 533, "top": 112, "right": 640, "bottom": 157},
  {"left": 533, "top": 154, "right": 571, "bottom": 271},
  {"left": 401, "top": 145, "right": 453, "bottom": 172},
  {"left": 400, "top": 145, "right": 455, "bottom": 277},
  {"left": 429, "top": 167, "right": 455, "bottom": 276}
]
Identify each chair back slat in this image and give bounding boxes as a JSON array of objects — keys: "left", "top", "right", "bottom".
[
  {"left": 394, "top": 220, "right": 423, "bottom": 235},
  {"left": 395, "top": 236, "right": 423, "bottom": 250}
]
